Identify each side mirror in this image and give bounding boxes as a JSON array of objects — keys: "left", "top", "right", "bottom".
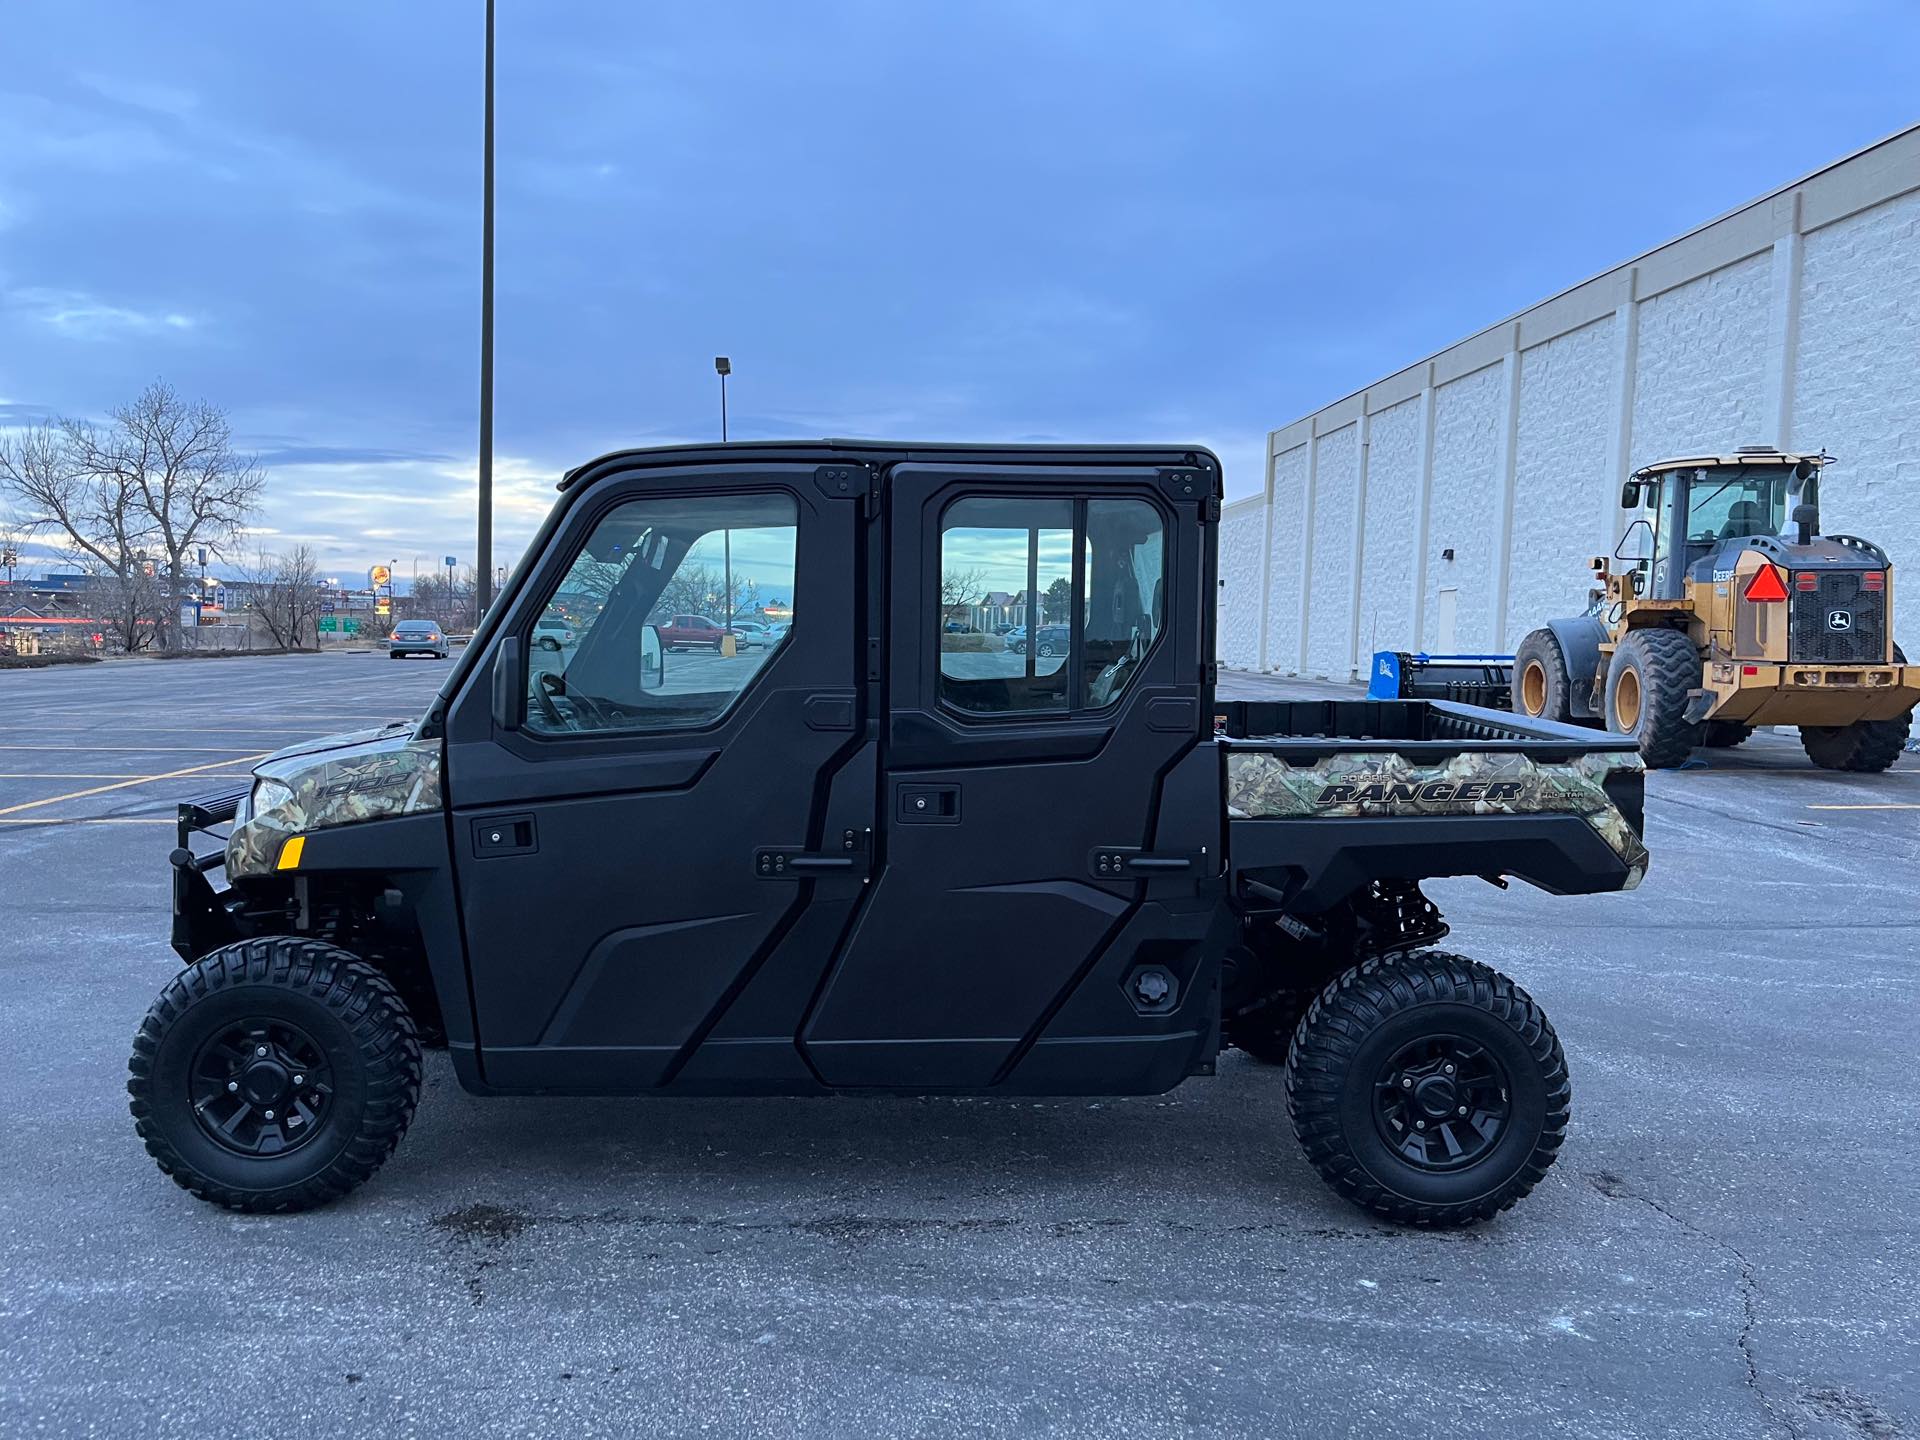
[
  {"left": 1619, "top": 479, "right": 1640, "bottom": 509},
  {"left": 641, "top": 624, "right": 665, "bottom": 691},
  {"left": 491, "top": 635, "right": 523, "bottom": 731}
]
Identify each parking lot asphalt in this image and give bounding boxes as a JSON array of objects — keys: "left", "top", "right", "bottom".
[{"left": 1, "top": 653, "right": 1915, "bottom": 1439}]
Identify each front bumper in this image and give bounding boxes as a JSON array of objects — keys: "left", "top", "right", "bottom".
[{"left": 169, "top": 789, "right": 249, "bottom": 962}]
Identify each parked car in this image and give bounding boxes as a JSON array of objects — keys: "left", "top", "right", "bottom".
[
  {"left": 1005, "top": 624, "right": 1071, "bottom": 656},
  {"left": 387, "top": 621, "right": 448, "bottom": 659},
  {"left": 531, "top": 617, "right": 575, "bottom": 651},
  {"left": 656, "top": 614, "right": 729, "bottom": 652},
  {"left": 943, "top": 621, "right": 977, "bottom": 634},
  {"left": 1001, "top": 625, "right": 1027, "bottom": 651},
  {"left": 729, "top": 621, "right": 773, "bottom": 649},
  {"left": 765, "top": 621, "right": 790, "bottom": 643}
]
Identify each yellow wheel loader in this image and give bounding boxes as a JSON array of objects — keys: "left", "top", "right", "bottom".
[{"left": 1512, "top": 448, "right": 1917, "bottom": 770}]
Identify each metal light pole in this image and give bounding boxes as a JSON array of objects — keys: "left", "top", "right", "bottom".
[
  {"left": 713, "top": 356, "right": 732, "bottom": 630},
  {"left": 476, "top": 0, "right": 495, "bottom": 626}
]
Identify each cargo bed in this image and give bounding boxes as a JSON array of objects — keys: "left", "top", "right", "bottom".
[{"left": 1218, "top": 698, "right": 1646, "bottom": 913}]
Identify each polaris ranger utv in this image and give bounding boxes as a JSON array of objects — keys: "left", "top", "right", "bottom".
[{"left": 134, "top": 442, "right": 1649, "bottom": 1226}]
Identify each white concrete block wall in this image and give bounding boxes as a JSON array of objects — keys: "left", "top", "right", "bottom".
[
  {"left": 1226, "top": 128, "right": 1920, "bottom": 675},
  {"left": 1424, "top": 364, "right": 1504, "bottom": 652},
  {"left": 1265, "top": 444, "right": 1309, "bottom": 670},
  {"left": 1506, "top": 316, "right": 1616, "bottom": 637},
  {"left": 1792, "top": 189, "right": 1920, "bottom": 645},
  {"left": 1215, "top": 498, "right": 1266, "bottom": 667},
  {"left": 1630, "top": 253, "right": 1772, "bottom": 466},
  {"left": 1359, "top": 396, "right": 1422, "bottom": 663},
  {"left": 1306, "top": 424, "right": 1358, "bottom": 676}
]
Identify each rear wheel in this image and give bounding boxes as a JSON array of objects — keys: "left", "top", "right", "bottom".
[
  {"left": 1605, "top": 628, "right": 1701, "bottom": 768},
  {"left": 1511, "top": 629, "right": 1572, "bottom": 723},
  {"left": 1287, "top": 951, "right": 1570, "bottom": 1226},
  {"left": 1800, "top": 718, "right": 1908, "bottom": 772},
  {"left": 128, "top": 938, "right": 422, "bottom": 1212}
]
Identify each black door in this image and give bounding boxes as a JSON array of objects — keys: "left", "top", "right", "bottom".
[
  {"left": 801, "top": 461, "right": 1221, "bottom": 1092},
  {"left": 442, "top": 464, "right": 872, "bottom": 1092}
]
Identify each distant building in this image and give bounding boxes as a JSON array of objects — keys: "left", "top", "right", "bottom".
[{"left": 1223, "top": 125, "right": 1920, "bottom": 678}]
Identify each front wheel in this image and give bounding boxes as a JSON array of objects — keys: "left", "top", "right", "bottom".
[
  {"left": 128, "top": 938, "right": 422, "bottom": 1212},
  {"left": 1605, "top": 628, "right": 1701, "bottom": 767},
  {"left": 1286, "top": 951, "right": 1570, "bottom": 1226}
]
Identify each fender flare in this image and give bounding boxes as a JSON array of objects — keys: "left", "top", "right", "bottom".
[{"left": 1544, "top": 613, "right": 1609, "bottom": 718}]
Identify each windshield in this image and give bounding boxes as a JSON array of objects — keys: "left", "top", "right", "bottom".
[{"left": 1682, "top": 467, "right": 1791, "bottom": 542}]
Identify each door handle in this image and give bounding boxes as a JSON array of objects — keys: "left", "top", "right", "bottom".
[
  {"left": 1089, "top": 846, "right": 1195, "bottom": 878},
  {"left": 755, "top": 831, "right": 871, "bottom": 879}
]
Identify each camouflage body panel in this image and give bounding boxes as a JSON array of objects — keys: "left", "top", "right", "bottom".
[
  {"left": 1225, "top": 747, "right": 1648, "bottom": 889},
  {"left": 226, "top": 726, "right": 443, "bottom": 880}
]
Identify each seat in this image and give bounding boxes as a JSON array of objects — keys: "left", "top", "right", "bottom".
[{"left": 1718, "top": 500, "right": 1767, "bottom": 541}]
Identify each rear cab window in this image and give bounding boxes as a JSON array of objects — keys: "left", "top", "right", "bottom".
[{"left": 937, "top": 495, "right": 1165, "bottom": 715}]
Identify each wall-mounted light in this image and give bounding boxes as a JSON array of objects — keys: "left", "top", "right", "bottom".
[{"left": 1441, "top": 547, "right": 1455, "bottom": 562}]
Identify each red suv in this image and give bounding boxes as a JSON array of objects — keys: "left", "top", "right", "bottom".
[{"left": 656, "top": 614, "right": 729, "bottom": 652}]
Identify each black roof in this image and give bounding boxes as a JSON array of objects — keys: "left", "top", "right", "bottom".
[{"left": 558, "top": 439, "right": 1222, "bottom": 492}]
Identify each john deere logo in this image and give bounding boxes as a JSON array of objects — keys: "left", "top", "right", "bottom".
[{"left": 1827, "top": 609, "right": 1853, "bottom": 632}]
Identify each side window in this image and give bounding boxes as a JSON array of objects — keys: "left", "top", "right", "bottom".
[
  {"left": 1084, "top": 499, "right": 1165, "bottom": 707},
  {"left": 936, "top": 495, "right": 1165, "bottom": 715},
  {"left": 525, "top": 491, "right": 797, "bottom": 735}
]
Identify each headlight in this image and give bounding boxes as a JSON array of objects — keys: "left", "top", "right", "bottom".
[{"left": 251, "top": 777, "right": 299, "bottom": 828}]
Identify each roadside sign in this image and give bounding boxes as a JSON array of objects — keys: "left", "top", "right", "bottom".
[
  {"left": 370, "top": 564, "right": 392, "bottom": 587},
  {"left": 345, "top": 618, "right": 360, "bottom": 635},
  {"left": 319, "top": 616, "right": 337, "bottom": 632},
  {"left": 443, "top": 555, "right": 457, "bottom": 568}
]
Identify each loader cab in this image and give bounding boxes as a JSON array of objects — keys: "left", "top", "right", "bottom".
[{"left": 1624, "top": 451, "right": 1822, "bottom": 599}]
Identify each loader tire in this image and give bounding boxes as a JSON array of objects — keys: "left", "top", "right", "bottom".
[
  {"left": 1512, "top": 629, "right": 1572, "bottom": 724},
  {"left": 128, "top": 938, "right": 422, "bottom": 1213},
  {"left": 1605, "top": 628, "right": 1701, "bottom": 768},
  {"left": 1702, "top": 721, "right": 1753, "bottom": 748},
  {"left": 1800, "top": 718, "right": 1908, "bottom": 772},
  {"left": 1286, "top": 950, "right": 1570, "bottom": 1227}
]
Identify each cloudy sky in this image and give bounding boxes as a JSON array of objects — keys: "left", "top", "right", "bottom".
[{"left": 2, "top": 1, "right": 1916, "bottom": 584}]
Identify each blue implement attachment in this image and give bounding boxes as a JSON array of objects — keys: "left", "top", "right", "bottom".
[{"left": 1368, "top": 651, "right": 1515, "bottom": 708}]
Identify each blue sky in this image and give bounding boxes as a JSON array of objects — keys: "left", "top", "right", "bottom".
[{"left": 2, "top": 1, "right": 1917, "bottom": 581}]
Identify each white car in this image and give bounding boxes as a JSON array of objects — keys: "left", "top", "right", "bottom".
[
  {"left": 729, "top": 621, "right": 774, "bottom": 650},
  {"left": 532, "top": 617, "right": 576, "bottom": 651}
]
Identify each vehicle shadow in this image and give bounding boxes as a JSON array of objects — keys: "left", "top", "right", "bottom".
[{"left": 393, "top": 1049, "right": 1371, "bottom": 1228}]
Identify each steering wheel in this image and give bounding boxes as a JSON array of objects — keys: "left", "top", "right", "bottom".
[
  {"left": 535, "top": 670, "right": 616, "bottom": 729},
  {"left": 531, "top": 670, "right": 568, "bottom": 728}
]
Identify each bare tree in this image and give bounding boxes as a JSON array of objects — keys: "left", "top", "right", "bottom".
[
  {"left": 0, "top": 384, "right": 264, "bottom": 650},
  {"left": 940, "top": 566, "right": 989, "bottom": 623},
  {"left": 409, "top": 567, "right": 478, "bottom": 629},
  {"left": 235, "top": 545, "right": 327, "bottom": 649}
]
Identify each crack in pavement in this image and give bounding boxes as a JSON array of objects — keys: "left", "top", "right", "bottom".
[{"left": 1587, "top": 1171, "right": 1801, "bottom": 1440}]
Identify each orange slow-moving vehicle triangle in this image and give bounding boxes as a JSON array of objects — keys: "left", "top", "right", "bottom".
[{"left": 1743, "top": 565, "right": 1789, "bottom": 602}]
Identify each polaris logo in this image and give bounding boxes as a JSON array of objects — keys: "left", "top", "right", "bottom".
[
  {"left": 1315, "top": 780, "right": 1527, "bottom": 805},
  {"left": 1827, "top": 609, "right": 1853, "bottom": 632}
]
